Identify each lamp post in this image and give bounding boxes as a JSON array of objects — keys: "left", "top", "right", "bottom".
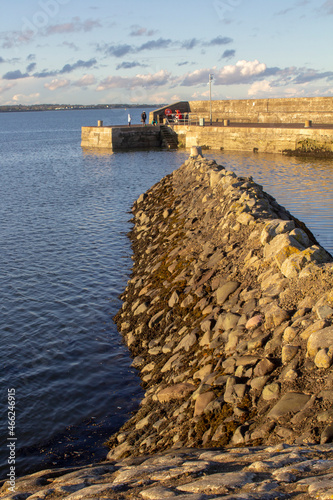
[{"left": 209, "top": 74, "right": 213, "bottom": 125}]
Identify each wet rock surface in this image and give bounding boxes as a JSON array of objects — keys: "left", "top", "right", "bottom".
[
  {"left": 2, "top": 444, "right": 333, "bottom": 499},
  {"left": 2, "top": 154, "right": 333, "bottom": 499}
]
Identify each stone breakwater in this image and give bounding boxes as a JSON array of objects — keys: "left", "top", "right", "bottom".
[
  {"left": 2, "top": 154, "right": 333, "bottom": 500},
  {"left": 108, "top": 154, "right": 333, "bottom": 459}
]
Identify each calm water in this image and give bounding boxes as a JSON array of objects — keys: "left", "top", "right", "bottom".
[{"left": 0, "top": 109, "right": 333, "bottom": 480}]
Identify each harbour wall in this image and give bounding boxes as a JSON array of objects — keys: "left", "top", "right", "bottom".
[
  {"left": 173, "top": 123, "right": 333, "bottom": 153},
  {"left": 81, "top": 97, "right": 333, "bottom": 153},
  {"left": 151, "top": 96, "right": 333, "bottom": 124},
  {"left": 81, "top": 125, "right": 162, "bottom": 150},
  {"left": 81, "top": 121, "right": 333, "bottom": 154}
]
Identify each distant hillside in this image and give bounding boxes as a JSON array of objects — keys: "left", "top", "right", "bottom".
[{"left": 0, "top": 103, "right": 165, "bottom": 113}]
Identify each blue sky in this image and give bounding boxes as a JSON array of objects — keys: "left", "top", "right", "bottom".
[{"left": 0, "top": 0, "right": 333, "bottom": 105}]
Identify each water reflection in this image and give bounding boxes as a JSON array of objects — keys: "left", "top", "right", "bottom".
[{"left": 81, "top": 147, "right": 114, "bottom": 156}]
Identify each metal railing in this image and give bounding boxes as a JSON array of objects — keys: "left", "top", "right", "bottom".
[{"left": 164, "top": 113, "right": 201, "bottom": 126}]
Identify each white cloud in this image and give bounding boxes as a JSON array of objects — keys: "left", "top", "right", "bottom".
[
  {"left": 248, "top": 80, "right": 273, "bottom": 96},
  {"left": 44, "top": 78, "right": 70, "bottom": 91},
  {"left": 215, "top": 60, "right": 267, "bottom": 84},
  {"left": 73, "top": 74, "right": 96, "bottom": 87},
  {"left": 12, "top": 92, "right": 39, "bottom": 102},
  {"left": 191, "top": 90, "right": 211, "bottom": 99},
  {"left": 181, "top": 68, "right": 212, "bottom": 86},
  {"left": 181, "top": 60, "right": 267, "bottom": 86},
  {"left": 97, "top": 70, "right": 171, "bottom": 91}
]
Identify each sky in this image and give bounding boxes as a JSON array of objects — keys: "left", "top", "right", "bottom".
[{"left": 0, "top": 0, "right": 333, "bottom": 105}]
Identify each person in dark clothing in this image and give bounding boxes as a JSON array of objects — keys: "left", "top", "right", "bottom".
[{"left": 141, "top": 111, "right": 147, "bottom": 125}]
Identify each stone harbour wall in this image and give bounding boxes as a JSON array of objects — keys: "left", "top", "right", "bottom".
[
  {"left": 173, "top": 124, "right": 333, "bottom": 154},
  {"left": 81, "top": 125, "right": 162, "bottom": 150},
  {"left": 2, "top": 154, "right": 333, "bottom": 500},
  {"left": 188, "top": 96, "right": 333, "bottom": 124}
]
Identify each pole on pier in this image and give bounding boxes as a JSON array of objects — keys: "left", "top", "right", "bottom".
[{"left": 209, "top": 74, "right": 213, "bottom": 125}]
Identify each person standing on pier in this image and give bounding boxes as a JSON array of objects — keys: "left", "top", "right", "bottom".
[
  {"left": 141, "top": 111, "right": 147, "bottom": 126},
  {"left": 128, "top": 113, "right": 131, "bottom": 126}
]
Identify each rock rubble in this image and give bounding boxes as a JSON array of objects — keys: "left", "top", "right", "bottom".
[{"left": 2, "top": 153, "right": 333, "bottom": 499}]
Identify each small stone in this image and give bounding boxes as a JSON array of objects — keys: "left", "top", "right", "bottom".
[
  {"left": 317, "top": 305, "right": 333, "bottom": 320},
  {"left": 237, "top": 212, "right": 255, "bottom": 225},
  {"left": 260, "top": 219, "right": 295, "bottom": 245},
  {"left": 251, "top": 376, "right": 269, "bottom": 391},
  {"left": 262, "top": 382, "right": 280, "bottom": 401},
  {"left": 220, "top": 312, "right": 240, "bottom": 330},
  {"left": 221, "top": 358, "right": 236, "bottom": 374},
  {"left": 248, "top": 332, "right": 269, "bottom": 350},
  {"left": 216, "top": 281, "right": 240, "bottom": 305},
  {"left": 194, "top": 391, "right": 216, "bottom": 416},
  {"left": 268, "top": 392, "right": 311, "bottom": 419},
  {"left": 157, "top": 383, "right": 196, "bottom": 403},
  {"left": 163, "top": 208, "right": 172, "bottom": 218},
  {"left": 283, "top": 326, "right": 298, "bottom": 342},
  {"left": 231, "top": 425, "right": 248, "bottom": 444},
  {"left": 300, "top": 319, "right": 328, "bottom": 340},
  {"left": 199, "top": 330, "right": 212, "bottom": 347},
  {"left": 140, "top": 485, "right": 175, "bottom": 499},
  {"left": 264, "top": 233, "right": 303, "bottom": 261},
  {"left": 136, "top": 414, "right": 151, "bottom": 430},
  {"left": 134, "top": 302, "right": 149, "bottom": 316},
  {"left": 181, "top": 295, "right": 194, "bottom": 308},
  {"left": 224, "top": 376, "right": 237, "bottom": 404},
  {"left": 236, "top": 355, "right": 260, "bottom": 367},
  {"left": 120, "top": 321, "right": 130, "bottom": 331},
  {"left": 148, "top": 310, "right": 164, "bottom": 328},
  {"left": 131, "top": 356, "right": 145, "bottom": 368},
  {"left": 282, "top": 345, "right": 299, "bottom": 364},
  {"left": 127, "top": 331, "right": 136, "bottom": 346},
  {"left": 289, "top": 227, "right": 311, "bottom": 247},
  {"left": 265, "top": 303, "right": 290, "bottom": 329},
  {"left": 136, "top": 192, "right": 147, "bottom": 204},
  {"left": 174, "top": 332, "right": 197, "bottom": 353},
  {"left": 246, "top": 315, "right": 263, "bottom": 329},
  {"left": 321, "top": 423, "right": 333, "bottom": 444},
  {"left": 317, "top": 409, "right": 333, "bottom": 423},
  {"left": 314, "top": 348, "right": 333, "bottom": 369},
  {"left": 161, "top": 352, "right": 181, "bottom": 372},
  {"left": 200, "top": 319, "right": 214, "bottom": 332},
  {"left": 107, "top": 441, "right": 132, "bottom": 460},
  {"left": 307, "top": 326, "right": 333, "bottom": 357},
  {"left": 142, "top": 362, "right": 155, "bottom": 373},
  {"left": 283, "top": 369, "right": 298, "bottom": 381},
  {"left": 254, "top": 358, "right": 276, "bottom": 377},
  {"left": 193, "top": 364, "right": 213, "bottom": 381},
  {"left": 168, "top": 290, "right": 180, "bottom": 308}
]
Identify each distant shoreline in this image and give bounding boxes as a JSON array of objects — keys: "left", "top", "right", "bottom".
[{"left": 0, "top": 104, "right": 164, "bottom": 114}]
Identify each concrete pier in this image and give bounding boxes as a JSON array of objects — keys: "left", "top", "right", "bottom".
[
  {"left": 81, "top": 124, "right": 162, "bottom": 150},
  {"left": 173, "top": 121, "right": 333, "bottom": 154}
]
